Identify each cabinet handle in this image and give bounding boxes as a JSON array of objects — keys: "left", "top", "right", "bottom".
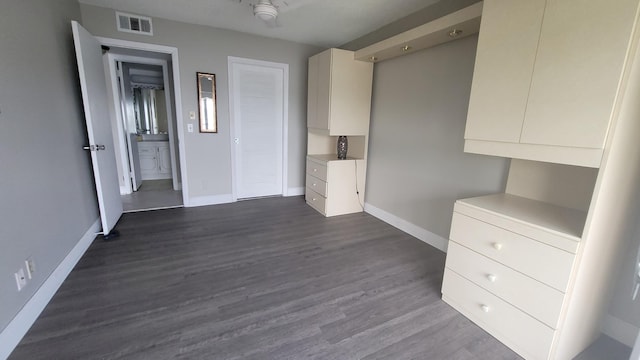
[
  {"left": 312, "top": 198, "right": 316, "bottom": 201},
  {"left": 492, "top": 242, "right": 503, "bottom": 251},
  {"left": 481, "top": 304, "right": 490, "bottom": 313},
  {"left": 487, "top": 274, "right": 497, "bottom": 282},
  {"left": 313, "top": 168, "right": 317, "bottom": 172},
  {"left": 312, "top": 183, "right": 317, "bottom": 187}
]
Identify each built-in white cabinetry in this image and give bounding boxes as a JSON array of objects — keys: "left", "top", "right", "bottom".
[
  {"left": 442, "top": 193, "right": 583, "bottom": 359},
  {"left": 138, "top": 141, "right": 171, "bottom": 180},
  {"left": 305, "top": 48, "right": 373, "bottom": 216},
  {"left": 465, "top": 0, "right": 640, "bottom": 168},
  {"left": 307, "top": 48, "right": 373, "bottom": 135}
]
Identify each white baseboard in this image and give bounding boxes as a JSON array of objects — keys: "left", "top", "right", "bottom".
[
  {"left": 286, "top": 187, "right": 304, "bottom": 196},
  {"left": 364, "top": 202, "right": 448, "bottom": 252},
  {"left": 0, "top": 218, "right": 101, "bottom": 360},
  {"left": 603, "top": 314, "right": 640, "bottom": 347},
  {"left": 187, "top": 194, "right": 234, "bottom": 207}
]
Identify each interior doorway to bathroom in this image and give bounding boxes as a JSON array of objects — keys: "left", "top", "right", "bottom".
[{"left": 104, "top": 48, "right": 184, "bottom": 212}]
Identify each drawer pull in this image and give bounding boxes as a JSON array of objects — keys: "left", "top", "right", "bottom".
[
  {"left": 492, "top": 242, "right": 503, "bottom": 250},
  {"left": 481, "top": 304, "right": 491, "bottom": 313},
  {"left": 487, "top": 274, "right": 497, "bottom": 282},
  {"left": 312, "top": 198, "right": 316, "bottom": 201},
  {"left": 313, "top": 168, "right": 318, "bottom": 172},
  {"left": 313, "top": 183, "right": 317, "bottom": 187}
]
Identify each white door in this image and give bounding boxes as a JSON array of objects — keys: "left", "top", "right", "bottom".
[
  {"left": 72, "top": 21, "right": 123, "bottom": 235},
  {"left": 229, "top": 59, "right": 286, "bottom": 199}
]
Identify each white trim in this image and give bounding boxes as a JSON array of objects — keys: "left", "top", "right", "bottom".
[
  {"left": 0, "top": 219, "right": 101, "bottom": 360},
  {"left": 120, "top": 184, "right": 129, "bottom": 195},
  {"left": 95, "top": 37, "right": 189, "bottom": 207},
  {"left": 188, "top": 194, "right": 234, "bottom": 207},
  {"left": 603, "top": 314, "right": 640, "bottom": 347},
  {"left": 286, "top": 187, "right": 305, "bottom": 196},
  {"left": 227, "top": 56, "right": 289, "bottom": 201},
  {"left": 364, "top": 202, "right": 449, "bottom": 252}
]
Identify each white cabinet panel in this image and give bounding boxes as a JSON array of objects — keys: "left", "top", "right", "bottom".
[
  {"left": 521, "top": 0, "right": 639, "bottom": 148},
  {"left": 465, "top": 0, "right": 545, "bottom": 142}
]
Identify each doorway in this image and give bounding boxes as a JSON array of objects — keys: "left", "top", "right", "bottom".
[
  {"left": 104, "top": 48, "right": 184, "bottom": 212},
  {"left": 228, "top": 57, "right": 289, "bottom": 200}
]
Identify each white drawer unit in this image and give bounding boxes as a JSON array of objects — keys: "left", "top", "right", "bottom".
[
  {"left": 442, "top": 193, "right": 587, "bottom": 360},
  {"left": 450, "top": 212, "right": 575, "bottom": 292},
  {"left": 442, "top": 270, "right": 555, "bottom": 360},
  {"left": 305, "top": 155, "right": 365, "bottom": 217},
  {"left": 445, "top": 242, "right": 564, "bottom": 328}
]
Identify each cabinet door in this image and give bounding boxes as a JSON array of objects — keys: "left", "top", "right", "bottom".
[
  {"left": 465, "top": 0, "right": 546, "bottom": 143},
  {"left": 158, "top": 144, "right": 172, "bottom": 175},
  {"left": 521, "top": 0, "right": 639, "bottom": 149},
  {"left": 329, "top": 50, "right": 373, "bottom": 135},
  {"left": 313, "top": 49, "right": 332, "bottom": 131},
  {"left": 306, "top": 54, "right": 319, "bottom": 128},
  {"left": 138, "top": 147, "right": 158, "bottom": 179}
]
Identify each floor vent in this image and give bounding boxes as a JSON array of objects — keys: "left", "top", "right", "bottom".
[{"left": 116, "top": 12, "right": 153, "bottom": 36}]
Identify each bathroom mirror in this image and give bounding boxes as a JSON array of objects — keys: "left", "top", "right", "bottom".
[
  {"left": 133, "top": 88, "right": 168, "bottom": 135},
  {"left": 197, "top": 72, "right": 217, "bottom": 133}
]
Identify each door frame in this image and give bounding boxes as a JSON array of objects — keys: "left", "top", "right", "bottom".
[
  {"left": 105, "top": 54, "right": 180, "bottom": 193},
  {"left": 96, "top": 37, "right": 189, "bottom": 206},
  {"left": 227, "top": 56, "right": 289, "bottom": 201}
]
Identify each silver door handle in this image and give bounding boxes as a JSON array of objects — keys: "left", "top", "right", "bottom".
[{"left": 83, "top": 145, "right": 106, "bottom": 151}]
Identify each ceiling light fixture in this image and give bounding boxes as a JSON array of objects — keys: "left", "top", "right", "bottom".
[
  {"left": 449, "top": 29, "right": 463, "bottom": 38},
  {"left": 254, "top": 0, "right": 278, "bottom": 22}
]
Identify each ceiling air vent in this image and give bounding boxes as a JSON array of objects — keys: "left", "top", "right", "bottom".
[{"left": 116, "top": 12, "right": 153, "bottom": 36}]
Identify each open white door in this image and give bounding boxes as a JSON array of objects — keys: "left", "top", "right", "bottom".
[{"left": 72, "top": 21, "right": 123, "bottom": 236}]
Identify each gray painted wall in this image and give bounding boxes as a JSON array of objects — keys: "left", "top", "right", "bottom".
[
  {"left": 365, "top": 35, "right": 509, "bottom": 240},
  {"left": 80, "top": 4, "right": 322, "bottom": 200},
  {"left": 0, "top": 0, "right": 99, "bottom": 331}
]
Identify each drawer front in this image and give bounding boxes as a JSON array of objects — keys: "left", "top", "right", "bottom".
[
  {"left": 442, "top": 270, "right": 554, "bottom": 360},
  {"left": 450, "top": 212, "right": 574, "bottom": 291},
  {"left": 138, "top": 146, "right": 156, "bottom": 155},
  {"left": 306, "top": 173, "right": 327, "bottom": 197},
  {"left": 305, "top": 187, "right": 326, "bottom": 214},
  {"left": 306, "top": 158, "right": 327, "bottom": 181},
  {"left": 445, "top": 242, "right": 564, "bottom": 328}
]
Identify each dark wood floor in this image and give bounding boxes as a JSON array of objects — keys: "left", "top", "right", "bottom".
[{"left": 11, "top": 196, "right": 534, "bottom": 359}]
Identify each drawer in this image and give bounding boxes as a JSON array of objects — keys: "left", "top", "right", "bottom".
[
  {"left": 305, "top": 187, "right": 326, "bottom": 214},
  {"left": 445, "top": 242, "right": 564, "bottom": 328},
  {"left": 450, "top": 213, "right": 574, "bottom": 292},
  {"left": 442, "top": 270, "right": 554, "bottom": 360},
  {"left": 306, "top": 173, "right": 327, "bottom": 197},
  {"left": 306, "top": 158, "right": 327, "bottom": 181},
  {"left": 138, "top": 146, "right": 156, "bottom": 155}
]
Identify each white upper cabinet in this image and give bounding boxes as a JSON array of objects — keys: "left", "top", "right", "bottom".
[
  {"left": 307, "top": 48, "right": 373, "bottom": 136},
  {"left": 465, "top": 0, "right": 640, "bottom": 167},
  {"left": 465, "top": 0, "right": 545, "bottom": 143}
]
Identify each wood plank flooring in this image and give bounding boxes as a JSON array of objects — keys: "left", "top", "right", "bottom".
[{"left": 10, "top": 196, "right": 525, "bottom": 359}]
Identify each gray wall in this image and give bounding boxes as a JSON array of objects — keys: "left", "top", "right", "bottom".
[
  {"left": 0, "top": 0, "right": 99, "bottom": 331},
  {"left": 365, "top": 35, "right": 509, "bottom": 240},
  {"left": 80, "top": 4, "right": 322, "bottom": 200}
]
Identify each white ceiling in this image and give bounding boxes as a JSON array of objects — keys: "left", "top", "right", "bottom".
[{"left": 77, "top": 0, "right": 442, "bottom": 48}]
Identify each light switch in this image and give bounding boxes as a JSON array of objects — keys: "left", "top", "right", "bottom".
[
  {"left": 189, "top": 111, "right": 196, "bottom": 120},
  {"left": 187, "top": 124, "right": 194, "bottom": 133}
]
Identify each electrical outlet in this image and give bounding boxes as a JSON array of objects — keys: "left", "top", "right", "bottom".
[
  {"left": 189, "top": 111, "right": 196, "bottom": 120},
  {"left": 187, "top": 123, "right": 194, "bottom": 133},
  {"left": 15, "top": 268, "right": 27, "bottom": 291},
  {"left": 25, "top": 257, "right": 35, "bottom": 279}
]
